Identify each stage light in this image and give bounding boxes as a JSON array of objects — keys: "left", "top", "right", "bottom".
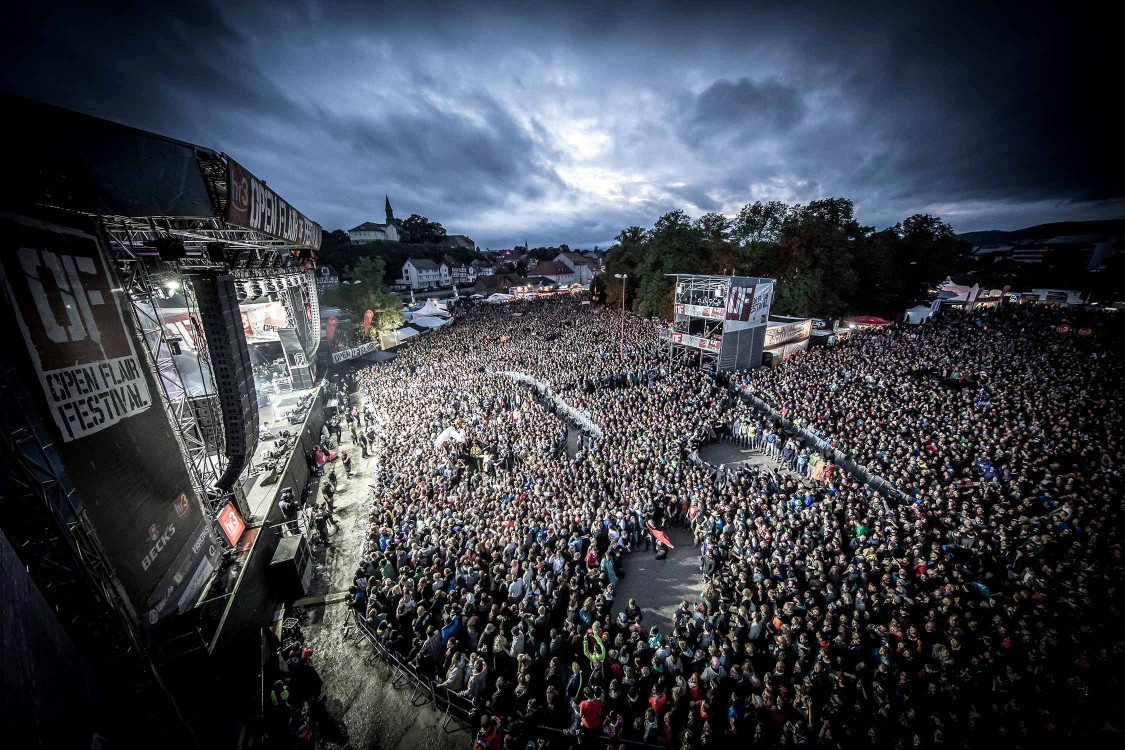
[{"left": 165, "top": 280, "right": 181, "bottom": 291}]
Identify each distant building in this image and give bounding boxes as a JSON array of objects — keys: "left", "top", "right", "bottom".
[
  {"left": 530, "top": 260, "right": 578, "bottom": 285},
  {"left": 555, "top": 251, "right": 600, "bottom": 283},
  {"left": 348, "top": 196, "right": 400, "bottom": 243},
  {"left": 401, "top": 258, "right": 450, "bottom": 289},
  {"left": 316, "top": 264, "right": 339, "bottom": 293},
  {"left": 470, "top": 259, "right": 494, "bottom": 277},
  {"left": 443, "top": 255, "right": 475, "bottom": 285},
  {"left": 444, "top": 234, "right": 476, "bottom": 250},
  {"left": 472, "top": 273, "right": 527, "bottom": 296}
]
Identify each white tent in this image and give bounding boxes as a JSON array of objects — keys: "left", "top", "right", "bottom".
[
  {"left": 417, "top": 298, "right": 450, "bottom": 317},
  {"left": 486, "top": 293, "right": 514, "bottom": 304},
  {"left": 904, "top": 305, "right": 934, "bottom": 325},
  {"left": 411, "top": 315, "right": 451, "bottom": 328}
]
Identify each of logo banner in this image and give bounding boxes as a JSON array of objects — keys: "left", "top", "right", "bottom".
[
  {"left": 0, "top": 212, "right": 152, "bottom": 441},
  {"left": 2, "top": 212, "right": 220, "bottom": 627},
  {"left": 226, "top": 157, "right": 322, "bottom": 250}
]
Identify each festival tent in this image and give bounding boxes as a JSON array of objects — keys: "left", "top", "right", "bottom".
[
  {"left": 417, "top": 298, "right": 450, "bottom": 317},
  {"left": 843, "top": 315, "right": 892, "bottom": 329},
  {"left": 410, "top": 315, "right": 452, "bottom": 328},
  {"left": 486, "top": 293, "right": 515, "bottom": 303},
  {"left": 904, "top": 305, "right": 934, "bottom": 325}
]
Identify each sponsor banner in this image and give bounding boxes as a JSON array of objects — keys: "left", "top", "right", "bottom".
[
  {"left": 217, "top": 501, "right": 246, "bottom": 546},
  {"left": 0, "top": 214, "right": 153, "bottom": 441},
  {"left": 725, "top": 282, "right": 773, "bottom": 330},
  {"left": 226, "top": 157, "right": 322, "bottom": 250},
  {"left": 330, "top": 341, "right": 377, "bottom": 364},
  {"left": 142, "top": 518, "right": 222, "bottom": 629},
  {"left": 1, "top": 213, "right": 212, "bottom": 620},
  {"left": 674, "top": 302, "right": 725, "bottom": 319},
  {"left": 765, "top": 319, "right": 812, "bottom": 348},
  {"left": 671, "top": 332, "right": 722, "bottom": 353}
]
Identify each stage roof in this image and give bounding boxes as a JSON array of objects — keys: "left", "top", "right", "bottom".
[{"left": 3, "top": 94, "right": 321, "bottom": 255}]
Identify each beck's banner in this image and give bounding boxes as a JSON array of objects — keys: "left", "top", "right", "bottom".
[
  {"left": 226, "top": 156, "right": 322, "bottom": 251},
  {"left": 0, "top": 212, "right": 152, "bottom": 441}
]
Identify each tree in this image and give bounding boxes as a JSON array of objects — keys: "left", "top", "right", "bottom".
[
  {"left": 401, "top": 214, "right": 447, "bottom": 244},
  {"left": 320, "top": 256, "right": 402, "bottom": 344}
]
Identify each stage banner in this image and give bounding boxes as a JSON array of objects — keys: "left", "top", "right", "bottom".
[
  {"left": 674, "top": 302, "right": 724, "bottom": 319},
  {"left": 671, "top": 332, "right": 722, "bottom": 353},
  {"left": 331, "top": 341, "right": 377, "bottom": 364},
  {"left": 240, "top": 300, "right": 287, "bottom": 344},
  {"left": 225, "top": 156, "right": 322, "bottom": 250},
  {"left": 0, "top": 212, "right": 153, "bottom": 441},
  {"left": 765, "top": 318, "right": 812, "bottom": 349},
  {"left": 0, "top": 212, "right": 221, "bottom": 627}
]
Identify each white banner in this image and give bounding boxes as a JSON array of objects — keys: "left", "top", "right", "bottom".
[{"left": 330, "top": 341, "right": 377, "bottom": 364}]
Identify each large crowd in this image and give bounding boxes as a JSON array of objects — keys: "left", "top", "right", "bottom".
[{"left": 339, "top": 297, "right": 1123, "bottom": 749}]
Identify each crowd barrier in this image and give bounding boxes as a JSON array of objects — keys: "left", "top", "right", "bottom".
[
  {"left": 727, "top": 382, "right": 909, "bottom": 512},
  {"left": 503, "top": 371, "right": 604, "bottom": 438},
  {"left": 346, "top": 608, "right": 662, "bottom": 748}
]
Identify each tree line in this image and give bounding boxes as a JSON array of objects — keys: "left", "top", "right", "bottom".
[{"left": 601, "top": 198, "right": 969, "bottom": 318}]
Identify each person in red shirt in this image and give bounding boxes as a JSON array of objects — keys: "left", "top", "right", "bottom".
[{"left": 578, "top": 686, "right": 603, "bottom": 738}]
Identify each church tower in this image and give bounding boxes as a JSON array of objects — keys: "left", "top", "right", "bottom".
[{"left": 385, "top": 195, "right": 395, "bottom": 226}]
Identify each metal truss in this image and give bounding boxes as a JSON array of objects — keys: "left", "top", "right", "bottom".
[
  {"left": 0, "top": 356, "right": 193, "bottom": 743},
  {"left": 105, "top": 227, "right": 243, "bottom": 527}
]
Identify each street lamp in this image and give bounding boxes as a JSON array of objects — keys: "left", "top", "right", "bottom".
[{"left": 614, "top": 273, "right": 628, "bottom": 358}]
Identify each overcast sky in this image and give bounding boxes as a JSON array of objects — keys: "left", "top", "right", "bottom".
[{"left": 2, "top": 1, "right": 1119, "bottom": 248}]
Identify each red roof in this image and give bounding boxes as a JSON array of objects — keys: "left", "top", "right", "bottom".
[{"left": 843, "top": 315, "right": 892, "bottom": 325}]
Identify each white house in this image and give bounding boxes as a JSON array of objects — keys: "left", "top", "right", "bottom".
[
  {"left": 470, "top": 259, "right": 494, "bottom": 277},
  {"left": 401, "top": 258, "right": 450, "bottom": 290},
  {"left": 530, "top": 260, "right": 578, "bottom": 285},
  {"left": 347, "top": 196, "right": 400, "bottom": 243},
  {"left": 443, "top": 255, "right": 475, "bottom": 285},
  {"left": 555, "top": 252, "right": 599, "bottom": 283}
]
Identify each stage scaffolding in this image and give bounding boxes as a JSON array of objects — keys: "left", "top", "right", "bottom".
[{"left": 667, "top": 273, "right": 776, "bottom": 371}]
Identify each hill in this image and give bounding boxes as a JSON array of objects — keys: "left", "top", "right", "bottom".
[{"left": 958, "top": 218, "right": 1125, "bottom": 246}]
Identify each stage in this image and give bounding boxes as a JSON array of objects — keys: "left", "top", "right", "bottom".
[{"left": 242, "top": 386, "right": 326, "bottom": 522}]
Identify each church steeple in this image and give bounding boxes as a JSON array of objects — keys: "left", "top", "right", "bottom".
[{"left": 385, "top": 195, "right": 394, "bottom": 226}]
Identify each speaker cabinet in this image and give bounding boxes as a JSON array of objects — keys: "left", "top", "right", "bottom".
[
  {"left": 270, "top": 534, "right": 312, "bottom": 599},
  {"left": 187, "top": 272, "right": 259, "bottom": 490}
]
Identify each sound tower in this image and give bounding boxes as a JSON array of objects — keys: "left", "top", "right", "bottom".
[{"left": 187, "top": 272, "right": 259, "bottom": 490}]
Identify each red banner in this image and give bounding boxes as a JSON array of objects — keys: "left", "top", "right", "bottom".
[
  {"left": 363, "top": 309, "right": 374, "bottom": 334},
  {"left": 325, "top": 315, "right": 339, "bottom": 340},
  {"left": 217, "top": 501, "right": 246, "bottom": 546}
]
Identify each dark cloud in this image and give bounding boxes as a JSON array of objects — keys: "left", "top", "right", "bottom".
[
  {"left": 682, "top": 77, "right": 807, "bottom": 148},
  {"left": 0, "top": 1, "right": 1119, "bottom": 246}
]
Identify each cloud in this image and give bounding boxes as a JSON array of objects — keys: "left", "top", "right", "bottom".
[
  {"left": 0, "top": 1, "right": 1119, "bottom": 246},
  {"left": 682, "top": 77, "right": 807, "bottom": 148}
]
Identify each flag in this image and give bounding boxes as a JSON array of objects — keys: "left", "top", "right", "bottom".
[{"left": 647, "top": 524, "right": 675, "bottom": 548}]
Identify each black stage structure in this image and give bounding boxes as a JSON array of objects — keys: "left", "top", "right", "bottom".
[{"left": 0, "top": 95, "right": 325, "bottom": 748}]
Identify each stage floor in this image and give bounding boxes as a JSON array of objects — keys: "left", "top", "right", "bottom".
[{"left": 243, "top": 386, "right": 322, "bottom": 523}]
